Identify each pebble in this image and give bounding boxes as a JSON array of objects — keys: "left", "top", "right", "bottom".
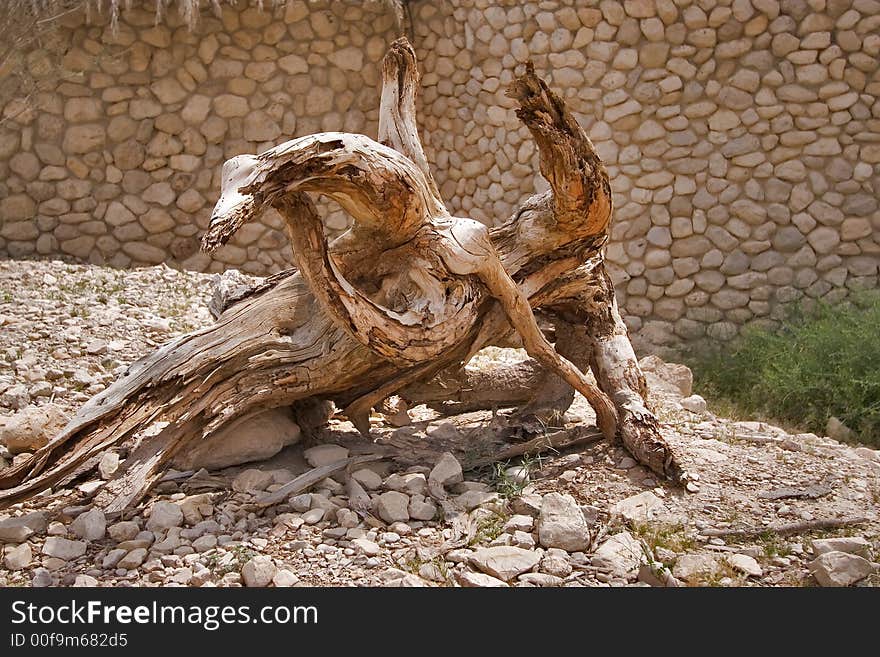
[
  {"left": 537, "top": 493, "right": 591, "bottom": 552},
  {"left": 241, "top": 555, "right": 277, "bottom": 587}
]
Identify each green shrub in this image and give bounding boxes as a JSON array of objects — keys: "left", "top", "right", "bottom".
[{"left": 687, "top": 292, "right": 880, "bottom": 447}]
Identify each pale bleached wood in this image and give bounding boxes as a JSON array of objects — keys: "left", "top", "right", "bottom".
[{"left": 0, "top": 38, "right": 681, "bottom": 511}]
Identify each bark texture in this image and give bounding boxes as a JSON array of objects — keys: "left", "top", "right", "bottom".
[{"left": 0, "top": 39, "right": 682, "bottom": 511}]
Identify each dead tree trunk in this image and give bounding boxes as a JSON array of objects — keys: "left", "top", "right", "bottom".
[{"left": 0, "top": 39, "right": 682, "bottom": 512}]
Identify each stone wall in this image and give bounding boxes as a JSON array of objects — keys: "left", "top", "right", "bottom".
[
  {"left": 1, "top": 0, "right": 879, "bottom": 352},
  {"left": 412, "top": 0, "right": 880, "bottom": 352},
  {"left": 0, "top": 0, "right": 403, "bottom": 275}
]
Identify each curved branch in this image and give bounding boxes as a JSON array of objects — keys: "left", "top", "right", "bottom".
[
  {"left": 378, "top": 37, "right": 441, "bottom": 200},
  {"left": 506, "top": 62, "right": 612, "bottom": 238}
]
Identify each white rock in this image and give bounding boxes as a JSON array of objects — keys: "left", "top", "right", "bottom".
[
  {"left": 540, "top": 549, "right": 573, "bottom": 577},
  {"left": 725, "top": 553, "right": 763, "bottom": 577},
  {"left": 352, "top": 538, "right": 381, "bottom": 556},
  {"left": 302, "top": 508, "right": 326, "bottom": 524},
  {"left": 97, "top": 452, "right": 120, "bottom": 479},
  {"left": 74, "top": 574, "right": 99, "bottom": 587},
  {"left": 290, "top": 494, "right": 312, "bottom": 512},
  {"left": 809, "top": 551, "right": 875, "bottom": 587},
  {"left": 70, "top": 508, "right": 106, "bottom": 541},
  {"left": 0, "top": 511, "right": 48, "bottom": 542},
  {"left": 811, "top": 537, "right": 873, "bottom": 560},
  {"left": 468, "top": 546, "right": 540, "bottom": 581},
  {"left": 610, "top": 491, "right": 665, "bottom": 523},
  {"left": 591, "top": 531, "right": 645, "bottom": 577},
  {"left": 272, "top": 569, "right": 299, "bottom": 587},
  {"left": 504, "top": 515, "right": 535, "bottom": 533},
  {"left": 242, "top": 555, "right": 277, "bottom": 587},
  {"left": 455, "top": 490, "right": 500, "bottom": 511},
  {"left": 146, "top": 501, "right": 184, "bottom": 532},
  {"left": 385, "top": 573, "right": 430, "bottom": 587},
  {"left": 519, "top": 572, "right": 565, "bottom": 587},
  {"left": 456, "top": 571, "right": 509, "bottom": 587},
  {"left": 42, "top": 537, "right": 87, "bottom": 561},
  {"left": 4, "top": 543, "right": 32, "bottom": 570},
  {"left": 428, "top": 452, "right": 463, "bottom": 497},
  {"left": 672, "top": 554, "right": 720, "bottom": 581},
  {"left": 537, "top": 492, "right": 591, "bottom": 552},
  {"left": 504, "top": 465, "right": 530, "bottom": 485},
  {"left": 303, "top": 444, "right": 349, "bottom": 467}
]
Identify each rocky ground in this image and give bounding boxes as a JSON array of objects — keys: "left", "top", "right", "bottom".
[{"left": 1, "top": 258, "right": 878, "bottom": 588}]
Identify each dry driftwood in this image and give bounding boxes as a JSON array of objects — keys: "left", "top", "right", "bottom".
[
  {"left": 700, "top": 517, "right": 870, "bottom": 539},
  {"left": 0, "top": 38, "right": 682, "bottom": 512}
]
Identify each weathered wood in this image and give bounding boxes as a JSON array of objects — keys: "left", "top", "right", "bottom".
[
  {"left": 700, "top": 517, "right": 869, "bottom": 539},
  {"left": 0, "top": 37, "right": 682, "bottom": 511}
]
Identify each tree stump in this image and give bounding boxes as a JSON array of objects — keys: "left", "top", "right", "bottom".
[{"left": 0, "top": 39, "right": 682, "bottom": 512}]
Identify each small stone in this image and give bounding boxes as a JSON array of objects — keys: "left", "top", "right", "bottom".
[
  {"left": 146, "top": 501, "right": 183, "bottom": 532},
  {"left": 352, "top": 538, "right": 381, "bottom": 556},
  {"left": 610, "top": 491, "right": 665, "bottom": 523},
  {"left": 376, "top": 491, "right": 410, "bottom": 523},
  {"left": 42, "top": 537, "right": 87, "bottom": 561},
  {"left": 455, "top": 490, "right": 500, "bottom": 511},
  {"left": 456, "top": 571, "right": 509, "bottom": 587},
  {"left": 809, "top": 551, "right": 875, "bottom": 587},
  {"left": 519, "top": 572, "right": 564, "bottom": 587},
  {"left": 540, "top": 549, "right": 573, "bottom": 578},
  {"left": 811, "top": 537, "right": 873, "bottom": 560},
  {"left": 0, "top": 512, "right": 48, "bottom": 543},
  {"left": 232, "top": 468, "right": 273, "bottom": 493},
  {"left": 192, "top": 534, "right": 217, "bottom": 552},
  {"left": 504, "top": 515, "right": 535, "bottom": 533},
  {"left": 725, "top": 553, "right": 763, "bottom": 577},
  {"left": 74, "top": 574, "right": 98, "bottom": 587},
  {"left": 672, "top": 554, "right": 720, "bottom": 582},
  {"left": 468, "top": 546, "right": 540, "bottom": 581},
  {"left": 302, "top": 508, "right": 325, "bottom": 524},
  {"left": 428, "top": 452, "right": 463, "bottom": 497},
  {"left": 303, "top": 444, "right": 349, "bottom": 467},
  {"left": 31, "top": 568, "right": 52, "bottom": 587},
  {"left": 290, "top": 494, "right": 311, "bottom": 513},
  {"left": 97, "top": 452, "right": 119, "bottom": 479},
  {"left": 537, "top": 492, "right": 591, "bottom": 552},
  {"left": 408, "top": 497, "right": 437, "bottom": 521},
  {"left": 680, "top": 395, "right": 708, "bottom": 414},
  {"left": 4, "top": 543, "right": 32, "bottom": 570},
  {"left": 504, "top": 466, "right": 530, "bottom": 486},
  {"left": 47, "top": 521, "right": 67, "bottom": 536},
  {"left": 108, "top": 521, "right": 139, "bottom": 543},
  {"left": 118, "top": 547, "right": 147, "bottom": 570},
  {"left": 272, "top": 569, "right": 299, "bottom": 587},
  {"left": 351, "top": 468, "right": 382, "bottom": 490},
  {"left": 591, "top": 531, "right": 644, "bottom": 578},
  {"left": 70, "top": 508, "right": 106, "bottom": 541},
  {"left": 241, "top": 555, "right": 276, "bottom": 587}
]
